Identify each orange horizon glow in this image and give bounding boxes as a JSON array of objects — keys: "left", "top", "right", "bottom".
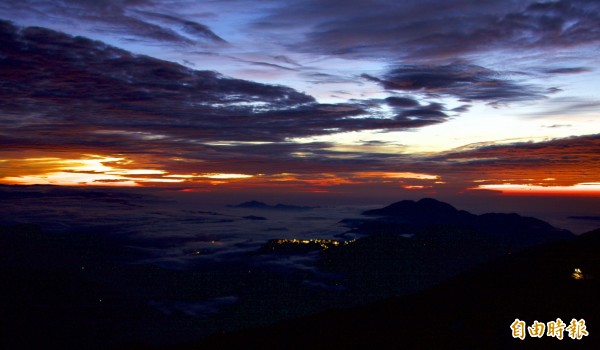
[
  {"left": 1, "top": 155, "right": 599, "bottom": 197},
  {"left": 473, "top": 183, "right": 600, "bottom": 196},
  {"left": 0, "top": 155, "right": 255, "bottom": 187}
]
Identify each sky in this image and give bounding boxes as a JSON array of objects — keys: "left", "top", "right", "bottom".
[{"left": 0, "top": 0, "right": 599, "bottom": 198}]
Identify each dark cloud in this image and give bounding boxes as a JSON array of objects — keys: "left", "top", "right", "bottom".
[
  {"left": 360, "top": 140, "right": 389, "bottom": 146},
  {"left": 257, "top": 0, "right": 600, "bottom": 61},
  {"left": 0, "top": 21, "right": 454, "bottom": 175},
  {"left": 426, "top": 134, "right": 600, "bottom": 186},
  {"left": 398, "top": 108, "right": 446, "bottom": 119},
  {"left": 365, "top": 63, "right": 552, "bottom": 104},
  {"left": 0, "top": 21, "right": 310, "bottom": 146},
  {"left": 452, "top": 105, "right": 471, "bottom": 113},
  {"left": 178, "top": 141, "right": 405, "bottom": 175},
  {"left": 543, "top": 67, "right": 592, "bottom": 74},
  {"left": 385, "top": 96, "right": 420, "bottom": 108},
  {"left": 0, "top": 0, "right": 226, "bottom": 46},
  {"left": 523, "top": 0, "right": 600, "bottom": 46}
]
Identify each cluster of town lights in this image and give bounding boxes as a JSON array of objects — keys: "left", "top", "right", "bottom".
[{"left": 271, "top": 238, "right": 356, "bottom": 250}]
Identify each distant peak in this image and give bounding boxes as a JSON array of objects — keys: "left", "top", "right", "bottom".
[
  {"left": 416, "top": 198, "right": 458, "bottom": 211},
  {"left": 417, "top": 197, "right": 443, "bottom": 204},
  {"left": 364, "top": 198, "right": 458, "bottom": 217}
]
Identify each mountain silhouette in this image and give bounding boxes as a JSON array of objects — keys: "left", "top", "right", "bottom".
[
  {"left": 363, "top": 197, "right": 463, "bottom": 220},
  {"left": 354, "top": 198, "right": 572, "bottom": 247}
]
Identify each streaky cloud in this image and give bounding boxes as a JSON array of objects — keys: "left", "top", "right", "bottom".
[
  {"left": 364, "top": 63, "right": 553, "bottom": 104},
  {"left": 132, "top": 10, "right": 228, "bottom": 44}
]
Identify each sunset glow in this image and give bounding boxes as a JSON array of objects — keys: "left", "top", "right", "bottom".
[
  {"left": 474, "top": 183, "right": 600, "bottom": 196},
  {"left": 0, "top": 154, "right": 267, "bottom": 186},
  {"left": 0, "top": 1, "right": 598, "bottom": 197},
  {"left": 2, "top": 150, "right": 598, "bottom": 195}
]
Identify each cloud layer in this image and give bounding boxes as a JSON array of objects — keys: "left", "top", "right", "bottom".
[
  {"left": 0, "top": 1, "right": 598, "bottom": 194},
  {"left": 258, "top": 0, "right": 600, "bottom": 61},
  {"left": 0, "top": 0, "right": 227, "bottom": 46},
  {"left": 427, "top": 134, "right": 600, "bottom": 187},
  {"left": 0, "top": 20, "right": 458, "bottom": 183},
  {"left": 364, "top": 63, "right": 552, "bottom": 104}
]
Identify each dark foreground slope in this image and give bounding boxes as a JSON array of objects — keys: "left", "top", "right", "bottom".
[
  {"left": 189, "top": 228, "right": 600, "bottom": 350},
  {"left": 0, "top": 224, "right": 169, "bottom": 349}
]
